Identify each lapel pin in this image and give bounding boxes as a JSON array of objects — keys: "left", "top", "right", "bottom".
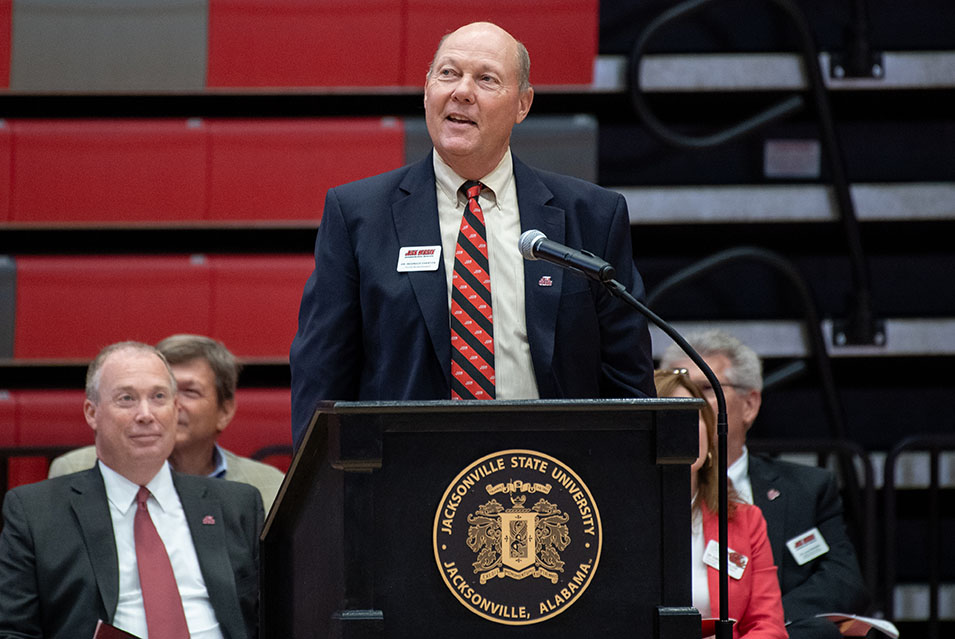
[
  {"left": 202, "top": 515, "right": 216, "bottom": 525},
  {"left": 767, "top": 488, "right": 781, "bottom": 501},
  {"left": 538, "top": 276, "right": 553, "bottom": 287}
]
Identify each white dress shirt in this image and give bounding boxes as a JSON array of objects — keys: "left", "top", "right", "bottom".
[
  {"left": 728, "top": 445, "right": 754, "bottom": 504},
  {"left": 690, "top": 504, "right": 711, "bottom": 617},
  {"left": 99, "top": 461, "right": 224, "bottom": 639},
  {"left": 434, "top": 149, "right": 540, "bottom": 400}
]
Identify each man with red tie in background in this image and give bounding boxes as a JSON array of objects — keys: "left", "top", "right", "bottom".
[
  {"left": 0, "top": 342, "right": 261, "bottom": 639},
  {"left": 290, "top": 21, "right": 655, "bottom": 447}
]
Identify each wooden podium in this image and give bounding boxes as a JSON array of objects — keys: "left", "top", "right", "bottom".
[{"left": 261, "top": 399, "right": 702, "bottom": 638}]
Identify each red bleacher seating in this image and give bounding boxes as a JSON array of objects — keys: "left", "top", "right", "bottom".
[
  {"left": 12, "top": 254, "right": 311, "bottom": 360},
  {"left": 402, "top": 0, "right": 599, "bottom": 86},
  {"left": 9, "top": 119, "right": 207, "bottom": 224},
  {"left": 0, "top": 390, "right": 14, "bottom": 445},
  {"left": 2, "top": 390, "right": 87, "bottom": 489},
  {"left": 3, "top": 1, "right": 599, "bottom": 91},
  {"left": 4, "top": 118, "right": 404, "bottom": 225},
  {"left": 207, "top": 1, "right": 597, "bottom": 88},
  {"left": 207, "top": 0, "right": 403, "bottom": 88},
  {"left": 0, "top": 0, "right": 9, "bottom": 89},
  {"left": 217, "top": 388, "right": 292, "bottom": 469},
  {"left": 14, "top": 255, "right": 212, "bottom": 359},
  {"left": 209, "top": 254, "right": 313, "bottom": 359},
  {"left": 15, "top": 390, "right": 90, "bottom": 447},
  {"left": 207, "top": 118, "right": 404, "bottom": 222},
  {"left": 0, "top": 119, "right": 9, "bottom": 220}
]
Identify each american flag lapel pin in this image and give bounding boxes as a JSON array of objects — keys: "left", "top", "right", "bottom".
[
  {"left": 202, "top": 515, "right": 216, "bottom": 525},
  {"left": 538, "top": 276, "right": 553, "bottom": 287},
  {"left": 767, "top": 488, "right": 781, "bottom": 501}
]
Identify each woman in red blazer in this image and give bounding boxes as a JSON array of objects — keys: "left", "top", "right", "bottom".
[{"left": 656, "top": 370, "right": 788, "bottom": 639}]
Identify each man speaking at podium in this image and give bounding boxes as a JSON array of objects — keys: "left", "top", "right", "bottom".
[{"left": 290, "top": 21, "right": 655, "bottom": 446}]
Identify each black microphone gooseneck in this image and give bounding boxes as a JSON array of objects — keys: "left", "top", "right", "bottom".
[
  {"left": 602, "top": 278, "right": 733, "bottom": 639},
  {"left": 520, "top": 230, "right": 734, "bottom": 639}
]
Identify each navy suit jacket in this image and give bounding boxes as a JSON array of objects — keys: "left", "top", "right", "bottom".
[
  {"left": 0, "top": 466, "right": 262, "bottom": 639},
  {"left": 290, "top": 153, "right": 655, "bottom": 446},
  {"left": 749, "top": 454, "right": 869, "bottom": 626}
]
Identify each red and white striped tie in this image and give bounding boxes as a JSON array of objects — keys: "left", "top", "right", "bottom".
[{"left": 450, "top": 181, "right": 495, "bottom": 399}]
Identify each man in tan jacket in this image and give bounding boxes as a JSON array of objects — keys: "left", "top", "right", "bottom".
[{"left": 49, "top": 334, "right": 285, "bottom": 510}]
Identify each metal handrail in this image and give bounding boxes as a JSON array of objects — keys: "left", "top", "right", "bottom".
[
  {"left": 629, "top": 0, "right": 880, "bottom": 346},
  {"left": 883, "top": 434, "right": 955, "bottom": 638}
]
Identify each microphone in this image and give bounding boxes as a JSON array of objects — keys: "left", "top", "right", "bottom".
[{"left": 518, "top": 230, "right": 616, "bottom": 282}]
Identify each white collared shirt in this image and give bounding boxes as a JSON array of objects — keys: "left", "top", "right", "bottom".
[
  {"left": 99, "top": 461, "right": 224, "bottom": 639},
  {"left": 728, "top": 446, "right": 754, "bottom": 504},
  {"left": 690, "top": 505, "right": 711, "bottom": 617},
  {"left": 433, "top": 149, "right": 540, "bottom": 400}
]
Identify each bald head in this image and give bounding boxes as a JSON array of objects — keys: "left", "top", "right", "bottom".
[{"left": 429, "top": 22, "right": 531, "bottom": 92}]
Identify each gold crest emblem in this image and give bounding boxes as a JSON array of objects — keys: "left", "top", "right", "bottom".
[{"left": 433, "top": 450, "right": 601, "bottom": 625}]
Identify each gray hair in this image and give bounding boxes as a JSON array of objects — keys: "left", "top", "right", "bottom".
[
  {"left": 86, "top": 341, "right": 177, "bottom": 402},
  {"left": 660, "top": 329, "right": 763, "bottom": 391}
]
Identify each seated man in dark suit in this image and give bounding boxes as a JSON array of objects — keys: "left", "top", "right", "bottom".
[
  {"left": 0, "top": 341, "right": 261, "bottom": 639},
  {"left": 662, "top": 329, "right": 869, "bottom": 639}
]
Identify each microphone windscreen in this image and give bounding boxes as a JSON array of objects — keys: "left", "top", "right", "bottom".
[{"left": 518, "top": 229, "right": 547, "bottom": 260}]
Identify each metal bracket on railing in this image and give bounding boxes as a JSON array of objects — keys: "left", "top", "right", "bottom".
[
  {"left": 829, "top": 50, "right": 885, "bottom": 79},
  {"left": 830, "top": 0, "right": 884, "bottom": 79}
]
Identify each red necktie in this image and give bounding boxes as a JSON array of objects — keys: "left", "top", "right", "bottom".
[
  {"left": 134, "top": 486, "right": 190, "bottom": 639},
  {"left": 450, "top": 181, "right": 495, "bottom": 399}
]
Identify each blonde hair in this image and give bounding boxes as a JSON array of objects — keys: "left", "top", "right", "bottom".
[{"left": 654, "top": 369, "right": 737, "bottom": 519}]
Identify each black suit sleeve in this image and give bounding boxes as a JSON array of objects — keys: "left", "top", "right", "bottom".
[
  {"left": 242, "top": 485, "right": 264, "bottom": 639},
  {"left": 289, "top": 187, "right": 364, "bottom": 447},
  {"left": 591, "top": 191, "right": 655, "bottom": 398},
  {"left": 0, "top": 489, "right": 44, "bottom": 638}
]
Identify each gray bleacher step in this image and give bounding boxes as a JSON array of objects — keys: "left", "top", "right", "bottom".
[
  {"left": 649, "top": 318, "right": 955, "bottom": 358},
  {"left": 893, "top": 584, "right": 955, "bottom": 621},
  {"left": 593, "top": 51, "right": 955, "bottom": 93},
  {"left": 619, "top": 182, "right": 955, "bottom": 224}
]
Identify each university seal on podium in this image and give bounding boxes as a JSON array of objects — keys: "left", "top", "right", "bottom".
[{"left": 433, "top": 449, "right": 602, "bottom": 625}]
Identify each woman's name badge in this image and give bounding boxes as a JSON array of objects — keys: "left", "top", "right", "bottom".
[
  {"left": 703, "top": 539, "right": 748, "bottom": 580},
  {"left": 397, "top": 246, "right": 441, "bottom": 272}
]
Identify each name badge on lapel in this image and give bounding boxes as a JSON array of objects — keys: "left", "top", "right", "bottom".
[
  {"left": 703, "top": 539, "right": 748, "bottom": 580},
  {"left": 397, "top": 245, "right": 441, "bottom": 272},
  {"left": 786, "top": 527, "right": 830, "bottom": 565}
]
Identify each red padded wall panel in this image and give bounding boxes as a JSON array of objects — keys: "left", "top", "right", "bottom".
[
  {"left": 6, "top": 458, "right": 48, "bottom": 488},
  {"left": 209, "top": 255, "right": 313, "bottom": 358},
  {"left": 0, "top": 120, "right": 10, "bottom": 220},
  {"left": 14, "top": 256, "right": 212, "bottom": 359},
  {"left": 0, "top": 390, "right": 14, "bottom": 445},
  {"left": 14, "top": 390, "right": 90, "bottom": 447},
  {"left": 207, "top": 0, "right": 402, "bottom": 88},
  {"left": 403, "top": 0, "right": 598, "bottom": 86},
  {"left": 217, "top": 388, "right": 292, "bottom": 462},
  {"left": 10, "top": 119, "right": 207, "bottom": 223},
  {"left": 207, "top": 118, "right": 404, "bottom": 222},
  {"left": 3, "top": 390, "right": 88, "bottom": 489}
]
